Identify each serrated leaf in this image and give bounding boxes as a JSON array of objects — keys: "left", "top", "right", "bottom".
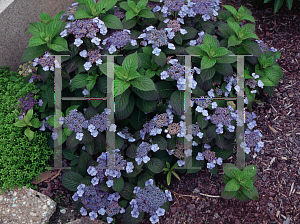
[
  {"left": 241, "top": 185, "right": 258, "bottom": 200},
  {"left": 223, "top": 163, "right": 239, "bottom": 179},
  {"left": 113, "top": 176, "right": 125, "bottom": 192},
  {"left": 130, "top": 76, "right": 156, "bottom": 91},
  {"left": 78, "top": 152, "right": 93, "bottom": 176},
  {"left": 120, "top": 182, "right": 135, "bottom": 201},
  {"left": 147, "top": 158, "right": 164, "bottom": 173},
  {"left": 102, "top": 14, "right": 123, "bottom": 29},
  {"left": 228, "top": 35, "right": 242, "bottom": 47},
  {"left": 135, "top": 97, "right": 156, "bottom": 113},
  {"left": 61, "top": 170, "right": 83, "bottom": 191},
  {"left": 130, "top": 107, "right": 147, "bottom": 130},
  {"left": 170, "top": 90, "right": 184, "bottom": 115},
  {"left": 152, "top": 135, "right": 167, "bottom": 150},
  {"left": 115, "top": 79, "right": 130, "bottom": 97},
  {"left": 223, "top": 5, "right": 238, "bottom": 16},
  {"left": 221, "top": 190, "right": 238, "bottom": 199}
]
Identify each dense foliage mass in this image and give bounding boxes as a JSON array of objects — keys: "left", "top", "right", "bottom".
[{"left": 9, "top": 0, "right": 284, "bottom": 223}]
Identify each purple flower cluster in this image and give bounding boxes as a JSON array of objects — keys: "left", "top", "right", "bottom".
[
  {"left": 255, "top": 40, "right": 278, "bottom": 54},
  {"left": 117, "top": 126, "right": 136, "bottom": 142},
  {"left": 244, "top": 128, "right": 264, "bottom": 154},
  {"left": 102, "top": 30, "right": 137, "bottom": 54},
  {"left": 114, "top": 8, "right": 126, "bottom": 19},
  {"left": 208, "top": 106, "right": 235, "bottom": 128},
  {"left": 64, "top": 109, "right": 89, "bottom": 133},
  {"left": 135, "top": 142, "right": 159, "bottom": 165},
  {"left": 14, "top": 92, "right": 38, "bottom": 115},
  {"left": 29, "top": 74, "right": 43, "bottom": 83},
  {"left": 130, "top": 179, "right": 172, "bottom": 224},
  {"left": 195, "top": 144, "right": 223, "bottom": 169},
  {"left": 60, "top": 17, "right": 107, "bottom": 40},
  {"left": 72, "top": 184, "right": 125, "bottom": 223},
  {"left": 79, "top": 48, "right": 103, "bottom": 71},
  {"left": 94, "top": 150, "right": 126, "bottom": 188},
  {"left": 33, "top": 51, "right": 59, "bottom": 72}
]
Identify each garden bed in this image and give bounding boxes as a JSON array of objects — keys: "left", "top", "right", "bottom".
[{"left": 14, "top": 0, "right": 300, "bottom": 223}]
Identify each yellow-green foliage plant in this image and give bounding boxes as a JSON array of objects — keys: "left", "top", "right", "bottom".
[{"left": 0, "top": 66, "right": 53, "bottom": 193}]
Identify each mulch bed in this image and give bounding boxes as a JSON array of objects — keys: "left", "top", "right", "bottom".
[{"left": 34, "top": 0, "right": 300, "bottom": 223}]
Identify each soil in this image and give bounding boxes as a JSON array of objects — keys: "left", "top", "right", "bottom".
[{"left": 32, "top": 0, "right": 300, "bottom": 223}]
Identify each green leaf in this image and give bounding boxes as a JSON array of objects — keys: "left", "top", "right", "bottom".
[
  {"left": 201, "top": 56, "right": 216, "bottom": 70},
  {"left": 46, "top": 21, "right": 63, "bottom": 40},
  {"left": 152, "top": 135, "right": 167, "bottom": 150},
  {"left": 233, "top": 169, "right": 243, "bottom": 181},
  {"left": 223, "top": 5, "right": 238, "bottom": 16},
  {"left": 53, "top": 11, "right": 65, "bottom": 21},
  {"left": 138, "top": 53, "right": 151, "bottom": 69},
  {"left": 137, "top": 0, "right": 148, "bottom": 10},
  {"left": 115, "top": 88, "right": 130, "bottom": 113},
  {"left": 119, "top": 2, "right": 131, "bottom": 11},
  {"left": 74, "top": 10, "right": 92, "bottom": 19},
  {"left": 200, "top": 67, "right": 215, "bottom": 81},
  {"left": 218, "top": 23, "right": 236, "bottom": 37},
  {"left": 240, "top": 178, "right": 254, "bottom": 189},
  {"left": 224, "top": 178, "right": 240, "bottom": 191},
  {"left": 102, "top": 14, "right": 123, "bottom": 29},
  {"left": 131, "top": 86, "right": 159, "bottom": 101},
  {"left": 130, "top": 76, "right": 156, "bottom": 91},
  {"left": 265, "top": 66, "right": 280, "bottom": 85},
  {"left": 61, "top": 170, "right": 83, "bottom": 191},
  {"left": 228, "top": 35, "right": 242, "bottom": 47},
  {"left": 116, "top": 94, "right": 135, "bottom": 121},
  {"left": 147, "top": 158, "right": 164, "bottom": 173},
  {"left": 114, "top": 65, "right": 129, "bottom": 80},
  {"left": 135, "top": 97, "right": 156, "bottom": 113},
  {"left": 197, "top": 113, "right": 208, "bottom": 129},
  {"left": 215, "top": 63, "right": 233, "bottom": 76},
  {"left": 123, "top": 206, "right": 144, "bottom": 224},
  {"left": 26, "top": 22, "right": 46, "bottom": 36},
  {"left": 223, "top": 163, "right": 239, "bottom": 179},
  {"left": 274, "top": 0, "right": 284, "bottom": 13},
  {"left": 115, "top": 79, "right": 131, "bottom": 97},
  {"left": 24, "top": 127, "right": 34, "bottom": 141},
  {"left": 240, "top": 32, "right": 259, "bottom": 40},
  {"left": 260, "top": 76, "right": 276, "bottom": 86},
  {"left": 241, "top": 185, "right": 259, "bottom": 200},
  {"left": 203, "top": 34, "right": 218, "bottom": 49},
  {"left": 138, "top": 9, "right": 155, "bottom": 18},
  {"left": 63, "top": 148, "right": 79, "bottom": 160},
  {"left": 47, "top": 36, "right": 70, "bottom": 52},
  {"left": 181, "top": 26, "right": 198, "bottom": 40},
  {"left": 241, "top": 165, "right": 257, "bottom": 179},
  {"left": 213, "top": 47, "right": 232, "bottom": 57},
  {"left": 71, "top": 73, "right": 89, "bottom": 89},
  {"left": 240, "top": 14, "right": 255, "bottom": 22},
  {"left": 130, "top": 107, "right": 147, "bottom": 130},
  {"left": 240, "top": 39, "right": 262, "bottom": 58},
  {"left": 154, "top": 51, "right": 167, "bottom": 67},
  {"left": 112, "top": 176, "right": 125, "bottom": 192},
  {"left": 206, "top": 125, "right": 217, "bottom": 139},
  {"left": 222, "top": 174, "right": 232, "bottom": 184},
  {"left": 166, "top": 171, "right": 172, "bottom": 185},
  {"left": 286, "top": 0, "right": 293, "bottom": 10},
  {"left": 245, "top": 86, "right": 255, "bottom": 103},
  {"left": 14, "top": 119, "right": 27, "bottom": 128},
  {"left": 156, "top": 81, "right": 173, "bottom": 98},
  {"left": 20, "top": 45, "right": 49, "bottom": 63},
  {"left": 236, "top": 189, "right": 250, "bottom": 202},
  {"left": 144, "top": 69, "right": 156, "bottom": 78},
  {"left": 221, "top": 190, "right": 238, "bottom": 199},
  {"left": 199, "top": 44, "right": 211, "bottom": 55},
  {"left": 123, "top": 52, "right": 139, "bottom": 71},
  {"left": 128, "top": 0, "right": 137, "bottom": 11},
  {"left": 174, "top": 32, "right": 183, "bottom": 45},
  {"left": 96, "top": 0, "right": 117, "bottom": 12},
  {"left": 122, "top": 16, "right": 138, "bottom": 29},
  {"left": 213, "top": 146, "right": 233, "bottom": 160},
  {"left": 125, "top": 10, "right": 137, "bottom": 21},
  {"left": 40, "top": 12, "right": 52, "bottom": 23},
  {"left": 30, "top": 118, "right": 43, "bottom": 128},
  {"left": 78, "top": 152, "right": 93, "bottom": 176},
  {"left": 170, "top": 90, "right": 184, "bottom": 115},
  {"left": 28, "top": 36, "right": 47, "bottom": 47},
  {"left": 66, "top": 131, "right": 81, "bottom": 149}
]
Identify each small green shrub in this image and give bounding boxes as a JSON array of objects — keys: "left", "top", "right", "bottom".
[{"left": 0, "top": 66, "right": 53, "bottom": 193}]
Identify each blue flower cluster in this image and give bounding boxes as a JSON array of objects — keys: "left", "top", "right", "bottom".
[
  {"left": 135, "top": 142, "right": 159, "bottom": 165},
  {"left": 79, "top": 48, "right": 103, "bottom": 71},
  {"left": 72, "top": 184, "right": 125, "bottom": 223},
  {"left": 64, "top": 109, "right": 89, "bottom": 133},
  {"left": 160, "top": 59, "right": 198, "bottom": 91},
  {"left": 15, "top": 92, "right": 38, "bottom": 115},
  {"left": 196, "top": 143, "right": 223, "bottom": 169},
  {"left": 60, "top": 2, "right": 78, "bottom": 21},
  {"left": 114, "top": 7, "right": 126, "bottom": 19},
  {"left": 103, "top": 29, "right": 137, "bottom": 54},
  {"left": 117, "top": 126, "right": 136, "bottom": 142},
  {"left": 138, "top": 26, "right": 175, "bottom": 56},
  {"left": 255, "top": 40, "right": 278, "bottom": 54},
  {"left": 130, "top": 179, "right": 172, "bottom": 224},
  {"left": 244, "top": 128, "right": 264, "bottom": 154},
  {"left": 155, "top": 0, "right": 220, "bottom": 21},
  {"left": 33, "top": 51, "right": 60, "bottom": 72}
]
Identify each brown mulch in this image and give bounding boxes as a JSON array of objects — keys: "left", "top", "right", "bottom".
[{"left": 33, "top": 0, "right": 300, "bottom": 223}]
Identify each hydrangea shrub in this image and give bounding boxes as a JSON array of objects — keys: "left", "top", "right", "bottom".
[{"left": 16, "top": 0, "right": 284, "bottom": 222}]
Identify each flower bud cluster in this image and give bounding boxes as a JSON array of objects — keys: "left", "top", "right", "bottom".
[
  {"left": 64, "top": 109, "right": 89, "bottom": 133},
  {"left": 18, "top": 61, "right": 38, "bottom": 77},
  {"left": 72, "top": 184, "right": 125, "bottom": 223},
  {"left": 130, "top": 179, "right": 172, "bottom": 224},
  {"left": 244, "top": 128, "right": 264, "bottom": 154}
]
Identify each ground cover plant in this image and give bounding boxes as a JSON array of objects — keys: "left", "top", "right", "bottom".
[{"left": 11, "top": 0, "right": 285, "bottom": 223}]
